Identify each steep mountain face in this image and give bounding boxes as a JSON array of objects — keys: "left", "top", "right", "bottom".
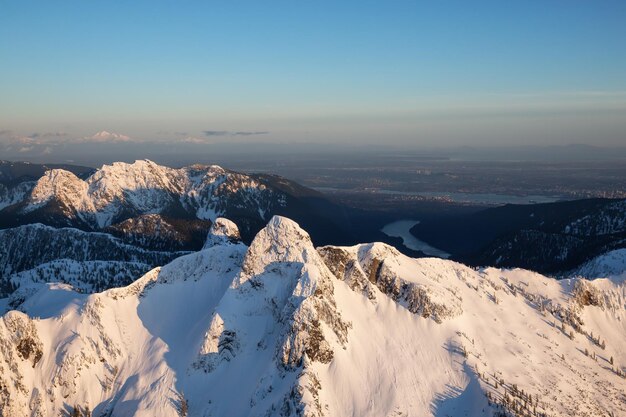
[
  {"left": 0, "top": 160, "right": 93, "bottom": 186},
  {"left": 411, "top": 198, "right": 626, "bottom": 273},
  {"left": 0, "top": 160, "right": 93, "bottom": 212},
  {"left": 0, "top": 224, "right": 186, "bottom": 297},
  {"left": 0, "top": 216, "right": 624, "bottom": 417}
]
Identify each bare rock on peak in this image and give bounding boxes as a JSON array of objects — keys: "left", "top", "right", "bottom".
[{"left": 203, "top": 217, "right": 241, "bottom": 249}]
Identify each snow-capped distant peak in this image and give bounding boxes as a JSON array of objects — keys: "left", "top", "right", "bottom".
[{"left": 86, "top": 130, "right": 131, "bottom": 142}]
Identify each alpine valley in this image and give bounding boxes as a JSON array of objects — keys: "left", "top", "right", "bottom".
[{"left": 0, "top": 161, "right": 625, "bottom": 417}]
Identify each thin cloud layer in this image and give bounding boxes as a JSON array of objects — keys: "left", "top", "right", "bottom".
[
  {"left": 203, "top": 130, "right": 269, "bottom": 137},
  {"left": 0, "top": 129, "right": 137, "bottom": 158},
  {"left": 29, "top": 132, "right": 69, "bottom": 139},
  {"left": 0, "top": 129, "right": 271, "bottom": 151},
  {"left": 0, "top": 130, "right": 133, "bottom": 145}
]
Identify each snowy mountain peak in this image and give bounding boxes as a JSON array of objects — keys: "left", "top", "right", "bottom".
[
  {"left": 258, "top": 215, "right": 314, "bottom": 253},
  {"left": 187, "top": 163, "right": 225, "bottom": 173},
  {"left": 88, "top": 130, "right": 131, "bottom": 142},
  {"left": 240, "top": 215, "right": 319, "bottom": 280},
  {"left": 25, "top": 168, "right": 92, "bottom": 214},
  {"left": 203, "top": 217, "right": 241, "bottom": 248}
]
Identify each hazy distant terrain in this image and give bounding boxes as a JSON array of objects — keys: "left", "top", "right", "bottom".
[{"left": 227, "top": 150, "right": 626, "bottom": 201}]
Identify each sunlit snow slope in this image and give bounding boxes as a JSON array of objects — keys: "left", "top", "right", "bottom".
[{"left": 0, "top": 216, "right": 624, "bottom": 417}]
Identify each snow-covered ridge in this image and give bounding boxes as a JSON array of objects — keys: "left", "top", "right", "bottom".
[
  {"left": 0, "top": 223, "right": 185, "bottom": 297},
  {"left": 0, "top": 181, "right": 34, "bottom": 211},
  {"left": 9, "top": 259, "right": 151, "bottom": 295},
  {"left": 20, "top": 159, "right": 286, "bottom": 228},
  {"left": 567, "top": 248, "right": 626, "bottom": 281},
  {"left": 0, "top": 216, "right": 625, "bottom": 417}
]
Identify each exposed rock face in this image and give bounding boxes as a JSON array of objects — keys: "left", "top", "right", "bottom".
[
  {"left": 319, "top": 242, "right": 463, "bottom": 323},
  {"left": 316, "top": 246, "right": 377, "bottom": 301},
  {"left": 572, "top": 279, "right": 605, "bottom": 308},
  {"left": 2, "top": 311, "right": 43, "bottom": 367},
  {"left": 203, "top": 217, "right": 241, "bottom": 249},
  {"left": 0, "top": 311, "right": 44, "bottom": 415}
]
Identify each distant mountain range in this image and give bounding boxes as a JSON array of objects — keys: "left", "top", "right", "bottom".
[{"left": 0, "top": 159, "right": 386, "bottom": 246}]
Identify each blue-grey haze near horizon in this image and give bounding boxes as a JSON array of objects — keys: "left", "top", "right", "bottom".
[{"left": 1, "top": 0, "right": 625, "bottom": 160}]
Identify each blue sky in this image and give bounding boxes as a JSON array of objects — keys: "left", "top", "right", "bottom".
[{"left": 1, "top": 0, "right": 625, "bottom": 152}]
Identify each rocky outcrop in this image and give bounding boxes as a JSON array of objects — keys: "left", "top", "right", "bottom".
[
  {"left": 0, "top": 311, "right": 44, "bottom": 417},
  {"left": 316, "top": 246, "right": 376, "bottom": 301},
  {"left": 572, "top": 279, "right": 605, "bottom": 308},
  {"left": 320, "top": 243, "right": 462, "bottom": 323},
  {"left": 203, "top": 217, "right": 241, "bottom": 249}
]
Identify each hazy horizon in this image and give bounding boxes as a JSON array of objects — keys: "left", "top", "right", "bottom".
[{"left": 2, "top": 142, "right": 626, "bottom": 171}]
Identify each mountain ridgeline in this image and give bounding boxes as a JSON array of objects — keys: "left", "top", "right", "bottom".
[
  {"left": 0, "top": 224, "right": 186, "bottom": 297},
  {"left": 0, "top": 159, "right": 364, "bottom": 245}
]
